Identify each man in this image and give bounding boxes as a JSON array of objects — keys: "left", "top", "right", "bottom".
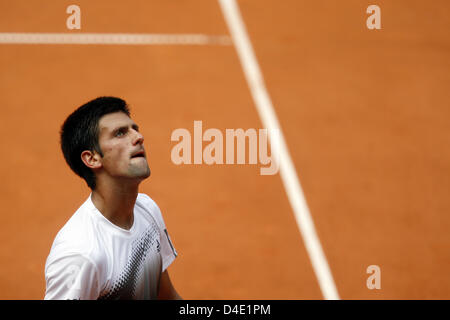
[{"left": 44, "top": 96, "right": 181, "bottom": 300}]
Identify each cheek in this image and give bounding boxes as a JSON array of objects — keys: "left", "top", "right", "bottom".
[
  {"left": 102, "top": 146, "right": 114, "bottom": 154},
  {"left": 101, "top": 144, "right": 120, "bottom": 162},
  {"left": 105, "top": 145, "right": 129, "bottom": 165}
]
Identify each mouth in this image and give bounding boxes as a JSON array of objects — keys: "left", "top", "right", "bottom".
[{"left": 130, "top": 150, "right": 146, "bottom": 159}]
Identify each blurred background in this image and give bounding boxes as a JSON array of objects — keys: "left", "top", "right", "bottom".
[{"left": 0, "top": 0, "right": 449, "bottom": 299}]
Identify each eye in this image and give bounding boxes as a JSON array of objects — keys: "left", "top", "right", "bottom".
[{"left": 115, "top": 128, "right": 127, "bottom": 137}]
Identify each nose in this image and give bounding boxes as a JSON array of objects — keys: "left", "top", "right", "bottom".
[{"left": 132, "top": 128, "right": 144, "bottom": 145}]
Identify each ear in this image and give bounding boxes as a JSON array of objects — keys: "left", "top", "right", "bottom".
[{"left": 81, "top": 150, "right": 102, "bottom": 170}]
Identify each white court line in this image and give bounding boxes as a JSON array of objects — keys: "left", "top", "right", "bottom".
[
  {"left": 0, "top": 33, "right": 232, "bottom": 45},
  {"left": 218, "top": 0, "right": 340, "bottom": 300}
]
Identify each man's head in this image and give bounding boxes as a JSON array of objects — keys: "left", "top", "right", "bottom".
[{"left": 60, "top": 96, "right": 150, "bottom": 190}]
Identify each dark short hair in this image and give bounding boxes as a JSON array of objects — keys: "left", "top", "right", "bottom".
[{"left": 60, "top": 96, "right": 130, "bottom": 189}]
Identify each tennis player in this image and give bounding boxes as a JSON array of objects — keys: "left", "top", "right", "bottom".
[{"left": 44, "top": 96, "right": 181, "bottom": 300}]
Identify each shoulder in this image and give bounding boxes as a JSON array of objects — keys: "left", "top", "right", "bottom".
[
  {"left": 135, "top": 193, "right": 162, "bottom": 216},
  {"left": 136, "top": 193, "right": 159, "bottom": 212},
  {"left": 136, "top": 194, "right": 178, "bottom": 271},
  {"left": 44, "top": 251, "right": 101, "bottom": 300},
  {"left": 135, "top": 193, "right": 166, "bottom": 228},
  {"left": 51, "top": 199, "right": 94, "bottom": 251},
  {"left": 46, "top": 196, "right": 105, "bottom": 272}
]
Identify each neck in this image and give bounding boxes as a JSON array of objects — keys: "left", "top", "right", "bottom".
[{"left": 91, "top": 177, "right": 140, "bottom": 230}]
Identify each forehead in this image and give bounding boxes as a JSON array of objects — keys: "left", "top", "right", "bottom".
[{"left": 98, "top": 112, "right": 134, "bottom": 131}]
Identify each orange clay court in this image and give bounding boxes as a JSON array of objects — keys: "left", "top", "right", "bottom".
[{"left": 0, "top": 0, "right": 449, "bottom": 299}]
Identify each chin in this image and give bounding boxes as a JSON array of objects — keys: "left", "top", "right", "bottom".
[
  {"left": 142, "top": 168, "right": 151, "bottom": 179},
  {"left": 128, "top": 165, "right": 151, "bottom": 180},
  {"left": 138, "top": 166, "right": 151, "bottom": 179}
]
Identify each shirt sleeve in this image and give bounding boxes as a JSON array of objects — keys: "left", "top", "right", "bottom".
[
  {"left": 44, "top": 253, "right": 100, "bottom": 300},
  {"left": 139, "top": 193, "right": 177, "bottom": 272}
]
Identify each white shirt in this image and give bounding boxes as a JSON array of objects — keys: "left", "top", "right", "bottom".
[{"left": 44, "top": 193, "right": 177, "bottom": 300}]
